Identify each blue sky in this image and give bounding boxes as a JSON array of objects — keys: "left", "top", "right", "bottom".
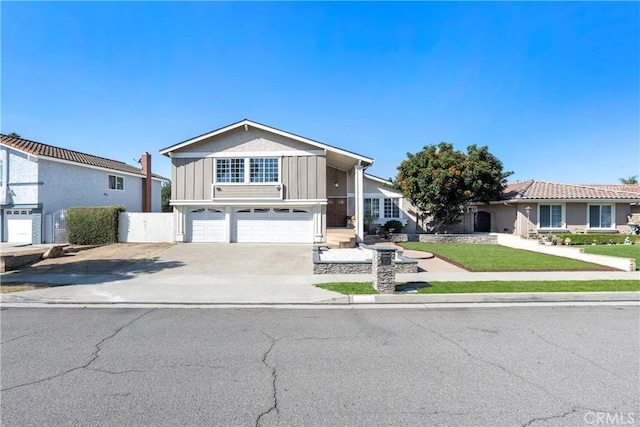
[{"left": 2, "top": 1, "right": 638, "bottom": 184}]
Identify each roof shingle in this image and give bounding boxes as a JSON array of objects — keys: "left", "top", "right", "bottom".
[
  {"left": 1, "top": 134, "right": 161, "bottom": 178},
  {"left": 502, "top": 180, "right": 640, "bottom": 200}
]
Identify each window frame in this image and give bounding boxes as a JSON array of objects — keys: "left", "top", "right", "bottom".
[
  {"left": 538, "top": 203, "right": 565, "bottom": 229},
  {"left": 215, "top": 157, "right": 280, "bottom": 184},
  {"left": 108, "top": 174, "right": 125, "bottom": 191},
  {"left": 588, "top": 204, "right": 615, "bottom": 230}
]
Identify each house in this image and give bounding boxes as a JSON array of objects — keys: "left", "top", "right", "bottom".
[
  {"left": 471, "top": 180, "right": 640, "bottom": 236},
  {"left": 361, "top": 173, "right": 420, "bottom": 233},
  {"left": 160, "top": 119, "right": 417, "bottom": 244},
  {"left": 0, "top": 134, "right": 165, "bottom": 244}
]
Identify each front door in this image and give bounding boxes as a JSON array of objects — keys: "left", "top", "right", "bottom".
[{"left": 327, "top": 198, "right": 347, "bottom": 227}]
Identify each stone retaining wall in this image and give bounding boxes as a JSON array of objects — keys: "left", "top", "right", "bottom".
[
  {"left": 312, "top": 246, "right": 418, "bottom": 274},
  {"left": 389, "top": 233, "right": 498, "bottom": 244}
]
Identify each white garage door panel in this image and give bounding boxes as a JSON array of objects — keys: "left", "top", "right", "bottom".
[
  {"left": 188, "top": 209, "right": 225, "bottom": 242},
  {"left": 233, "top": 208, "right": 313, "bottom": 243},
  {"left": 5, "top": 210, "right": 33, "bottom": 243}
]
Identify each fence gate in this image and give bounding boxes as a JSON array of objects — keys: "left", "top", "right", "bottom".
[{"left": 53, "top": 209, "right": 67, "bottom": 243}]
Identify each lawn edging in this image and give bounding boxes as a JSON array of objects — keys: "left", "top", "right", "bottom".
[{"left": 495, "top": 234, "right": 636, "bottom": 271}]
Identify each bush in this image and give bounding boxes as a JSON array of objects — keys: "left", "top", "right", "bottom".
[
  {"left": 384, "top": 220, "right": 403, "bottom": 233},
  {"left": 556, "top": 233, "right": 640, "bottom": 245},
  {"left": 66, "top": 205, "right": 125, "bottom": 245}
]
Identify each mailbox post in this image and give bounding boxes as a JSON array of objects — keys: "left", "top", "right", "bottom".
[{"left": 372, "top": 246, "right": 396, "bottom": 293}]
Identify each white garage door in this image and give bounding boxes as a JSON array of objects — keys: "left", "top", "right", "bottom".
[
  {"left": 5, "top": 209, "right": 33, "bottom": 243},
  {"left": 234, "top": 208, "right": 313, "bottom": 243},
  {"left": 188, "top": 208, "right": 225, "bottom": 242}
]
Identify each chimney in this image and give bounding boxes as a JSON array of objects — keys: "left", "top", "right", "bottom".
[{"left": 141, "top": 152, "right": 152, "bottom": 212}]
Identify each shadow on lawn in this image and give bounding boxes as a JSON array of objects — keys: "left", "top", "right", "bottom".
[{"left": 395, "top": 281, "right": 433, "bottom": 292}]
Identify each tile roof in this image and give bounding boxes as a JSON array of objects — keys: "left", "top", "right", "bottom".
[
  {"left": 502, "top": 180, "right": 640, "bottom": 201},
  {"left": 1, "top": 134, "right": 162, "bottom": 178}
]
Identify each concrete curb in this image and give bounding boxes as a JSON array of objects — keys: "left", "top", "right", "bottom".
[{"left": 2, "top": 292, "right": 637, "bottom": 306}]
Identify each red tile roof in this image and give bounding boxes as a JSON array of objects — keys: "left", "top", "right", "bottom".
[
  {"left": 1, "top": 134, "right": 162, "bottom": 178},
  {"left": 502, "top": 180, "right": 640, "bottom": 201}
]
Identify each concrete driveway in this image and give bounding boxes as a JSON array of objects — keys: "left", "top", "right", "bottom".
[{"left": 146, "top": 243, "right": 313, "bottom": 275}]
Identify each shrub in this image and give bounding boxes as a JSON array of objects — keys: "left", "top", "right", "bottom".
[
  {"left": 384, "top": 220, "right": 403, "bottom": 233},
  {"left": 66, "top": 205, "right": 125, "bottom": 245},
  {"left": 556, "top": 233, "right": 640, "bottom": 245}
]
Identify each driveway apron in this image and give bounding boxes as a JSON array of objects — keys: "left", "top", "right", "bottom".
[{"left": 141, "top": 243, "right": 313, "bottom": 276}]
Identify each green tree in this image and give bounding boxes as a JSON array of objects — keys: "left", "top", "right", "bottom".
[
  {"left": 619, "top": 175, "right": 638, "bottom": 184},
  {"left": 161, "top": 181, "right": 172, "bottom": 212},
  {"left": 7, "top": 132, "right": 20, "bottom": 138},
  {"left": 396, "top": 142, "right": 512, "bottom": 231}
]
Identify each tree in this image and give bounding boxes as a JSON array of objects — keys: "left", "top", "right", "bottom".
[
  {"left": 619, "top": 175, "right": 638, "bottom": 184},
  {"left": 161, "top": 181, "right": 172, "bottom": 212},
  {"left": 7, "top": 132, "right": 20, "bottom": 138},
  {"left": 395, "top": 142, "right": 512, "bottom": 231}
]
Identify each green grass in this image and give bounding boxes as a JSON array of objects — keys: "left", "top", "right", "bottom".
[
  {"left": 579, "top": 245, "right": 640, "bottom": 270},
  {"left": 398, "top": 242, "right": 607, "bottom": 271},
  {"left": 316, "top": 280, "right": 640, "bottom": 295}
]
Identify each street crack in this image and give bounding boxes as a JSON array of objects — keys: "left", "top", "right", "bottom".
[
  {"left": 522, "top": 408, "right": 580, "bottom": 427},
  {"left": 256, "top": 330, "right": 280, "bottom": 427},
  {"left": 404, "top": 317, "right": 570, "bottom": 405},
  {"left": 2, "top": 308, "right": 156, "bottom": 392},
  {"left": 527, "top": 327, "right": 630, "bottom": 382},
  {"left": 1, "top": 330, "right": 44, "bottom": 345}
]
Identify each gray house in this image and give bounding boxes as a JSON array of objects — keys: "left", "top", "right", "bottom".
[
  {"left": 161, "top": 119, "right": 416, "bottom": 243},
  {"left": 0, "top": 134, "right": 164, "bottom": 244}
]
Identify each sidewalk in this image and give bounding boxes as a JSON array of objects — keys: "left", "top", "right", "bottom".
[{"left": 2, "top": 269, "right": 638, "bottom": 305}]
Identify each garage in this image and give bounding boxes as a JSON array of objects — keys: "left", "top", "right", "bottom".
[
  {"left": 187, "top": 208, "right": 225, "bottom": 242},
  {"left": 233, "top": 208, "right": 313, "bottom": 243},
  {"left": 4, "top": 209, "right": 33, "bottom": 243}
]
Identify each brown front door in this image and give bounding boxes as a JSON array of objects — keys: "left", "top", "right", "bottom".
[{"left": 327, "top": 198, "right": 347, "bottom": 227}]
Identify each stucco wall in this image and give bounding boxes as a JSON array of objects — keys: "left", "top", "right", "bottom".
[
  {"left": 3, "top": 148, "right": 39, "bottom": 206},
  {"left": 38, "top": 159, "right": 144, "bottom": 216}
]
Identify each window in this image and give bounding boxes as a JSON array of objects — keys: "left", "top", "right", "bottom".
[
  {"left": 384, "top": 198, "right": 400, "bottom": 218},
  {"left": 364, "top": 198, "right": 380, "bottom": 218},
  {"left": 539, "top": 204, "right": 563, "bottom": 228},
  {"left": 250, "top": 158, "right": 278, "bottom": 183},
  {"left": 216, "top": 158, "right": 245, "bottom": 183},
  {"left": 0, "top": 159, "right": 4, "bottom": 186},
  {"left": 589, "top": 205, "right": 613, "bottom": 229},
  {"left": 108, "top": 175, "right": 124, "bottom": 190},
  {"left": 216, "top": 158, "right": 278, "bottom": 183}
]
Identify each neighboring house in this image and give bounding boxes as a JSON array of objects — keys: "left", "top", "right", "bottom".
[
  {"left": 160, "top": 119, "right": 393, "bottom": 243},
  {"left": 471, "top": 180, "right": 640, "bottom": 236},
  {"left": 0, "top": 134, "right": 165, "bottom": 244}
]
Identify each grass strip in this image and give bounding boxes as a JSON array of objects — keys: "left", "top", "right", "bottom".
[
  {"left": 398, "top": 242, "right": 609, "bottom": 271},
  {"left": 579, "top": 245, "right": 640, "bottom": 270},
  {"left": 316, "top": 280, "right": 640, "bottom": 295}
]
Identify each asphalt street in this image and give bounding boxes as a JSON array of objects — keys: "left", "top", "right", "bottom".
[{"left": 1, "top": 306, "right": 638, "bottom": 427}]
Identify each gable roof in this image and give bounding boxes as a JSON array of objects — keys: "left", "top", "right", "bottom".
[
  {"left": 501, "top": 180, "right": 640, "bottom": 201},
  {"left": 1, "top": 134, "right": 164, "bottom": 179},
  {"left": 159, "top": 119, "right": 374, "bottom": 166}
]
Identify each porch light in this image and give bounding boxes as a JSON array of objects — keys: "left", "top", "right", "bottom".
[{"left": 334, "top": 181, "right": 339, "bottom": 188}]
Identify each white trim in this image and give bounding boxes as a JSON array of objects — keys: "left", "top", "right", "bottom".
[
  {"left": 364, "top": 173, "right": 392, "bottom": 185},
  {"left": 498, "top": 198, "right": 639, "bottom": 204},
  {"left": 537, "top": 202, "right": 566, "bottom": 230},
  {"left": 160, "top": 119, "right": 374, "bottom": 165},
  {"left": 170, "top": 149, "right": 325, "bottom": 159},
  {"left": 171, "top": 199, "right": 326, "bottom": 206},
  {"left": 586, "top": 203, "right": 616, "bottom": 230}
]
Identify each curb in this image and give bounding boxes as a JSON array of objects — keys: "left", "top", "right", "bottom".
[{"left": 2, "top": 292, "right": 638, "bottom": 306}]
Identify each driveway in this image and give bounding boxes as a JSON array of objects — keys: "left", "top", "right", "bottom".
[{"left": 143, "top": 243, "right": 313, "bottom": 276}]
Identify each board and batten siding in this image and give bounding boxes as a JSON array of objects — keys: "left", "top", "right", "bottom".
[{"left": 172, "top": 155, "right": 326, "bottom": 201}]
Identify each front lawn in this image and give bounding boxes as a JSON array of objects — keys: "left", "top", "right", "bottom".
[
  {"left": 316, "top": 280, "right": 640, "bottom": 295},
  {"left": 580, "top": 245, "right": 640, "bottom": 270},
  {"left": 398, "top": 242, "right": 607, "bottom": 271}
]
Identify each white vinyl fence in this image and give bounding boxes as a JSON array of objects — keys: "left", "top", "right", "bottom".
[{"left": 118, "top": 212, "right": 174, "bottom": 243}]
